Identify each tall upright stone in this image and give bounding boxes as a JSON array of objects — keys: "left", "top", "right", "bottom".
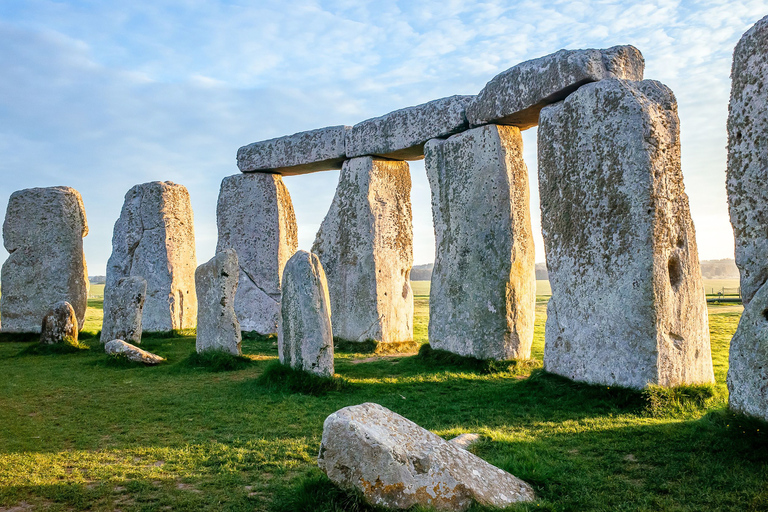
[
  {"left": 216, "top": 173, "right": 298, "bottom": 335},
  {"left": 425, "top": 125, "right": 535, "bottom": 360},
  {"left": 105, "top": 181, "right": 197, "bottom": 333},
  {"left": 1, "top": 186, "right": 89, "bottom": 333},
  {"left": 100, "top": 276, "right": 147, "bottom": 344},
  {"left": 539, "top": 79, "right": 713, "bottom": 389},
  {"left": 726, "top": 15, "right": 768, "bottom": 421},
  {"left": 312, "top": 157, "right": 413, "bottom": 344},
  {"left": 279, "top": 250, "right": 334, "bottom": 377},
  {"left": 196, "top": 249, "right": 241, "bottom": 356}
]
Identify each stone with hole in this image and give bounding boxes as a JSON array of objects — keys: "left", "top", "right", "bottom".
[
  {"left": 100, "top": 276, "right": 147, "bottom": 344},
  {"left": 195, "top": 249, "right": 242, "bottom": 356}
]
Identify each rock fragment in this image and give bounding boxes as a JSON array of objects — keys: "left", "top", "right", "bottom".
[
  {"left": 40, "top": 301, "right": 78, "bottom": 345},
  {"left": 195, "top": 249, "right": 241, "bottom": 356},
  {"left": 104, "top": 339, "right": 165, "bottom": 365},
  {"left": 100, "top": 276, "right": 147, "bottom": 344}
]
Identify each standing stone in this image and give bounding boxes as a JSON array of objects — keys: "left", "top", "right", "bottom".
[
  {"left": 105, "top": 181, "right": 197, "bottom": 333},
  {"left": 279, "top": 250, "right": 334, "bottom": 377},
  {"left": 538, "top": 79, "right": 713, "bottom": 389},
  {"left": 1, "top": 186, "right": 89, "bottom": 333},
  {"left": 726, "top": 15, "right": 768, "bottom": 421},
  {"left": 312, "top": 157, "right": 413, "bottom": 344},
  {"left": 40, "top": 301, "right": 78, "bottom": 345},
  {"left": 195, "top": 249, "right": 241, "bottom": 356},
  {"left": 425, "top": 125, "right": 535, "bottom": 360},
  {"left": 100, "top": 276, "right": 147, "bottom": 344},
  {"left": 216, "top": 173, "right": 298, "bottom": 335}
]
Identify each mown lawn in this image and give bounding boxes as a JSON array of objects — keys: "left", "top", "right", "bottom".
[{"left": 0, "top": 292, "right": 765, "bottom": 511}]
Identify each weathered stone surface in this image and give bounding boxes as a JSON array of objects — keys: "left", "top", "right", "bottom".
[
  {"left": 195, "top": 249, "right": 241, "bottom": 355},
  {"left": 216, "top": 173, "right": 298, "bottom": 335},
  {"left": 346, "top": 95, "right": 474, "bottom": 160},
  {"left": 425, "top": 125, "right": 535, "bottom": 360},
  {"left": 312, "top": 157, "right": 413, "bottom": 344},
  {"left": 105, "top": 181, "right": 197, "bottom": 333},
  {"left": 100, "top": 276, "right": 147, "bottom": 344},
  {"left": 278, "top": 250, "right": 334, "bottom": 377},
  {"left": 318, "top": 403, "right": 535, "bottom": 511},
  {"left": 1, "top": 186, "right": 89, "bottom": 333},
  {"left": 40, "top": 301, "right": 78, "bottom": 345},
  {"left": 237, "top": 125, "right": 350, "bottom": 176},
  {"left": 448, "top": 433, "right": 481, "bottom": 450},
  {"left": 727, "top": 15, "right": 768, "bottom": 307},
  {"left": 538, "top": 79, "right": 713, "bottom": 389},
  {"left": 105, "top": 339, "right": 165, "bottom": 365},
  {"left": 466, "top": 45, "right": 644, "bottom": 129}
]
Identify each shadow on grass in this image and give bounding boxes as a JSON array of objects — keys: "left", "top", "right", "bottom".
[
  {"left": 414, "top": 343, "right": 541, "bottom": 376},
  {"left": 334, "top": 338, "right": 421, "bottom": 355},
  {"left": 181, "top": 349, "right": 252, "bottom": 372},
  {"left": 17, "top": 342, "right": 89, "bottom": 356},
  {"left": 253, "top": 361, "right": 352, "bottom": 396}
]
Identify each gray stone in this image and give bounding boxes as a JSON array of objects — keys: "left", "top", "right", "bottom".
[
  {"left": 195, "top": 249, "right": 241, "bottom": 356},
  {"left": 40, "top": 301, "right": 78, "bottom": 345},
  {"left": 466, "top": 45, "right": 644, "bottom": 129},
  {"left": 448, "top": 433, "right": 481, "bottom": 450},
  {"left": 100, "top": 276, "right": 147, "bottom": 344},
  {"left": 345, "top": 95, "right": 474, "bottom": 160},
  {"left": 237, "top": 125, "right": 350, "bottom": 176},
  {"left": 312, "top": 157, "right": 413, "bottom": 344},
  {"left": 278, "top": 250, "right": 334, "bottom": 377},
  {"left": 105, "top": 181, "right": 197, "bottom": 333},
  {"left": 425, "top": 125, "right": 535, "bottom": 360},
  {"left": 318, "top": 403, "right": 535, "bottom": 511},
  {"left": 105, "top": 339, "right": 165, "bottom": 365},
  {"left": 538, "top": 79, "right": 713, "bottom": 389},
  {"left": 727, "top": 15, "right": 768, "bottom": 306},
  {"left": 216, "top": 173, "right": 298, "bottom": 335},
  {"left": 1, "top": 186, "right": 89, "bottom": 333}
]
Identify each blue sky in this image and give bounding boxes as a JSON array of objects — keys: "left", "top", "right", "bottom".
[{"left": 0, "top": 0, "right": 765, "bottom": 274}]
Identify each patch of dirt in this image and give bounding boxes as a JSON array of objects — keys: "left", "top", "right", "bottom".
[
  {"left": 176, "top": 483, "right": 201, "bottom": 493},
  {"left": 0, "top": 501, "right": 34, "bottom": 512}
]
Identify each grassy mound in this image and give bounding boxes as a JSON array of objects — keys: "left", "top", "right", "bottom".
[
  {"left": 184, "top": 349, "right": 252, "bottom": 372},
  {"left": 416, "top": 343, "right": 541, "bottom": 376},
  {"left": 18, "top": 341, "right": 90, "bottom": 356},
  {"left": 334, "top": 337, "right": 421, "bottom": 355},
  {"left": 255, "top": 361, "right": 351, "bottom": 396}
]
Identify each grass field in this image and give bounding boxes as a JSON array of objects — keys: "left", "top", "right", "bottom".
[{"left": 0, "top": 290, "right": 764, "bottom": 511}]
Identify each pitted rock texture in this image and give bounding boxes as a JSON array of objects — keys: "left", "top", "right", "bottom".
[
  {"left": 105, "top": 181, "right": 197, "bottom": 333},
  {"left": 317, "top": 403, "right": 535, "bottom": 511},
  {"left": 346, "top": 95, "right": 474, "bottom": 160},
  {"left": 425, "top": 125, "right": 535, "bottom": 360},
  {"left": 312, "top": 157, "right": 413, "bottom": 344},
  {"left": 105, "top": 339, "right": 165, "bottom": 365},
  {"left": 237, "top": 125, "right": 350, "bottom": 175},
  {"left": 195, "top": 249, "right": 242, "bottom": 356},
  {"left": 216, "top": 173, "right": 298, "bottom": 335},
  {"left": 40, "top": 301, "right": 78, "bottom": 345},
  {"left": 538, "top": 79, "right": 713, "bottom": 389},
  {"left": 279, "top": 250, "right": 334, "bottom": 377},
  {"left": 1, "top": 186, "right": 89, "bottom": 333},
  {"left": 727, "top": 15, "right": 768, "bottom": 307},
  {"left": 467, "top": 45, "right": 644, "bottom": 129},
  {"left": 100, "top": 276, "right": 147, "bottom": 344}
]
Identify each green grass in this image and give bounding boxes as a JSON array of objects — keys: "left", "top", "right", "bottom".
[{"left": 0, "top": 298, "right": 764, "bottom": 511}]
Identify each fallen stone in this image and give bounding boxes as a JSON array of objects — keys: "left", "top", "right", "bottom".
[
  {"left": 40, "top": 301, "right": 78, "bottom": 345},
  {"left": 727, "top": 14, "right": 768, "bottom": 306},
  {"left": 538, "top": 79, "right": 713, "bottom": 389},
  {"left": 278, "top": 250, "right": 334, "bottom": 377},
  {"left": 312, "top": 156, "right": 413, "bottom": 344},
  {"left": 237, "top": 125, "right": 350, "bottom": 176},
  {"left": 318, "top": 403, "right": 535, "bottom": 511},
  {"left": 195, "top": 249, "right": 241, "bottom": 356},
  {"left": 105, "top": 339, "right": 165, "bottom": 365},
  {"left": 100, "top": 276, "right": 147, "bottom": 344},
  {"left": 1, "top": 186, "right": 89, "bottom": 333},
  {"left": 466, "top": 45, "right": 644, "bottom": 129},
  {"left": 448, "top": 433, "right": 481, "bottom": 450},
  {"left": 345, "top": 95, "right": 474, "bottom": 160},
  {"left": 425, "top": 124, "right": 535, "bottom": 360},
  {"left": 216, "top": 173, "right": 298, "bottom": 335},
  {"left": 105, "top": 181, "right": 197, "bottom": 333}
]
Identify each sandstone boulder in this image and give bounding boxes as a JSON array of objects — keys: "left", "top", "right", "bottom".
[
  {"left": 318, "top": 403, "right": 535, "bottom": 510},
  {"left": 312, "top": 157, "right": 413, "bottom": 344},
  {"left": 538, "top": 79, "right": 713, "bottom": 389},
  {"left": 40, "top": 301, "right": 78, "bottom": 345},
  {"left": 104, "top": 339, "right": 165, "bottom": 365},
  {"left": 105, "top": 181, "right": 197, "bottom": 333},
  {"left": 237, "top": 125, "right": 350, "bottom": 175},
  {"left": 1, "top": 186, "right": 89, "bottom": 333},
  {"left": 279, "top": 250, "right": 334, "bottom": 377},
  {"left": 195, "top": 249, "right": 241, "bottom": 356},
  {"left": 466, "top": 45, "right": 644, "bottom": 129},
  {"left": 425, "top": 125, "right": 535, "bottom": 360},
  {"left": 100, "top": 276, "right": 147, "bottom": 344},
  {"left": 216, "top": 173, "right": 298, "bottom": 335}
]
